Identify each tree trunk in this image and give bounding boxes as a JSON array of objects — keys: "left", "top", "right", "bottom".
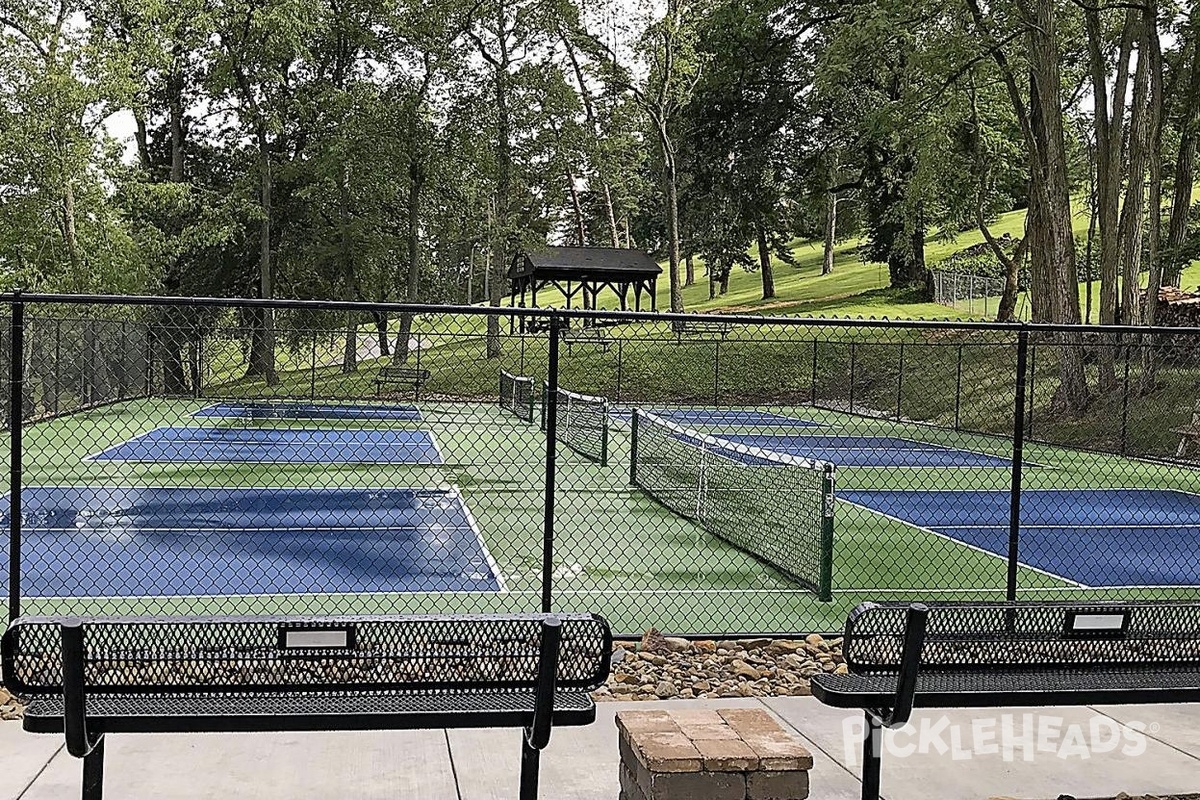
[
  {"left": 342, "top": 312, "right": 358, "bottom": 374},
  {"left": 562, "top": 28, "right": 620, "bottom": 247},
  {"left": 168, "top": 55, "right": 185, "bottom": 182},
  {"left": 246, "top": 127, "right": 276, "bottom": 384},
  {"left": 822, "top": 190, "right": 837, "bottom": 275},
  {"left": 485, "top": 9, "right": 513, "bottom": 362},
  {"left": 662, "top": 140, "right": 684, "bottom": 313},
  {"left": 567, "top": 169, "right": 586, "bottom": 246},
  {"left": 1166, "top": 12, "right": 1200, "bottom": 287},
  {"left": 60, "top": 182, "right": 85, "bottom": 292},
  {"left": 757, "top": 224, "right": 775, "bottom": 299},
  {"left": 1117, "top": 15, "right": 1151, "bottom": 327},
  {"left": 373, "top": 313, "right": 391, "bottom": 357},
  {"left": 685, "top": 253, "right": 695, "bottom": 286},
  {"left": 396, "top": 160, "right": 425, "bottom": 363},
  {"left": 1027, "top": 0, "right": 1087, "bottom": 412},
  {"left": 1139, "top": 0, "right": 1165, "bottom": 394}
]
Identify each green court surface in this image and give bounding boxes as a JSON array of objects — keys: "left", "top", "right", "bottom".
[{"left": 8, "top": 397, "right": 1200, "bottom": 635}]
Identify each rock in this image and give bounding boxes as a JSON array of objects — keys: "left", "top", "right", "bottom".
[
  {"left": 614, "top": 672, "right": 640, "bottom": 685},
  {"left": 765, "top": 640, "right": 805, "bottom": 656},
  {"left": 740, "top": 638, "right": 773, "bottom": 650},
  {"left": 834, "top": 663, "right": 849, "bottom": 675},
  {"left": 610, "top": 646, "right": 629, "bottom": 666},
  {"left": 639, "top": 652, "right": 667, "bottom": 667},
  {"left": 663, "top": 637, "right": 692, "bottom": 653},
  {"left": 731, "top": 660, "right": 761, "bottom": 680},
  {"left": 640, "top": 627, "right": 670, "bottom": 653},
  {"left": 654, "top": 680, "right": 679, "bottom": 699},
  {"left": 805, "top": 633, "right": 825, "bottom": 648},
  {"left": 694, "top": 640, "right": 717, "bottom": 653},
  {"left": 692, "top": 679, "right": 711, "bottom": 693}
]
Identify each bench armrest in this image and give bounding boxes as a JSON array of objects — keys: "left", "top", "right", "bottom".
[
  {"left": 62, "top": 620, "right": 102, "bottom": 758},
  {"left": 526, "top": 617, "right": 562, "bottom": 750},
  {"left": 873, "top": 603, "right": 928, "bottom": 729}
]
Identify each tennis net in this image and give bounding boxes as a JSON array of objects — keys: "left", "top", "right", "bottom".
[
  {"left": 499, "top": 371, "right": 537, "bottom": 423},
  {"left": 542, "top": 383, "right": 610, "bottom": 466},
  {"left": 629, "top": 409, "right": 835, "bottom": 600}
]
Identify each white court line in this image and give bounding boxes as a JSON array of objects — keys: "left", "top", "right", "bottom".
[
  {"left": 449, "top": 485, "right": 506, "bottom": 593},
  {"left": 837, "top": 497, "right": 1086, "bottom": 588}
]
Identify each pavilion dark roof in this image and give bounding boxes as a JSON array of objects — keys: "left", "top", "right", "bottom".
[{"left": 509, "top": 247, "right": 662, "bottom": 280}]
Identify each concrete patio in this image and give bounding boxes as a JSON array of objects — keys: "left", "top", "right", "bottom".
[{"left": 4, "top": 697, "right": 1199, "bottom": 799}]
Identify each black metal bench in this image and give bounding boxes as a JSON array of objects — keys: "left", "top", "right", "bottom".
[
  {"left": 373, "top": 365, "right": 430, "bottom": 398},
  {"left": 811, "top": 600, "right": 1200, "bottom": 800},
  {"left": 674, "top": 319, "right": 733, "bottom": 340},
  {"left": 2, "top": 613, "right": 611, "bottom": 800}
]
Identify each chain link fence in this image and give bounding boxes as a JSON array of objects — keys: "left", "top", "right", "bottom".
[
  {"left": 931, "top": 268, "right": 1009, "bottom": 317},
  {"left": 3, "top": 294, "right": 1200, "bottom": 636}
]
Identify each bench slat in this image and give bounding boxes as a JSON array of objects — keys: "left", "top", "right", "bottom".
[{"left": 22, "top": 690, "right": 596, "bottom": 734}]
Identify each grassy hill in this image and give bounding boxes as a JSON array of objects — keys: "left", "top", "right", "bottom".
[{"left": 514, "top": 203, "right": 1200, "bottom": 322}]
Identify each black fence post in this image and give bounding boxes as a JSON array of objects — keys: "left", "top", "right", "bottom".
[
  {"left": 541, "top": 315, "right": 563, "bottom": 614},
  {"left": 1120, "top": 336, "right": 1132, "bottom": 455},
  {"left": 1006, "top": 328, "right": 1030, "bottom": 602},
  {"left": 954, "top": 343, "right": 963, "bottom": 431},
  {"left": 1025, "top": 342, "right": 1037, "bottom": 437},
  {"left": 52, "top": 319, "right": 61, "bottom": 415},
  {"left": 9, "top": 292, "right": 23, "bottom": 622},
  {"left": 895, "top": 342, "right": 905, "bottom": 420}
]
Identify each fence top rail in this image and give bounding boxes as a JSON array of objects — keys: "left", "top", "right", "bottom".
[{"left": 3, "top": 292, "right": 1200, "bottom": 336}]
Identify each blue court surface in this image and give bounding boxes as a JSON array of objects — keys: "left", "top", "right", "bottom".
[
  {"left": 88, "top": 426, "right": 443, "bottom": 464},
  {"left": 840, "top": 489, "right": 1200, "bottom": 587},
  {"left": 614, "top": 408, "right": 820, "bottom": 428},
  {"left": 715, "top": 434, "right": 1010, "bottom": 468},
  {"left": 194, "top": 402, "right": 421, "bottom": 421},
  {"left": 5, "top": 486, "right": 501, "bottom": 597}
]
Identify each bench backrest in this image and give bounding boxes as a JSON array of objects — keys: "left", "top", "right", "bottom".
[
  {"left": 842, "top": 601, "right": 1200, "bottom": 674},
  {"left": 378, "top": 366, "right": 429, "bottom": 379},
  {"left": 2, "top": 613, "right": 611, "bottom": 696}
]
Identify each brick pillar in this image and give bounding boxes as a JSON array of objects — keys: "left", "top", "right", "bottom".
[{"left": 617, "top": 708, "right": 812, "bottom": 800}]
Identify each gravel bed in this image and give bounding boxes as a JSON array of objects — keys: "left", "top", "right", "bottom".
[{"left": 593, "top": 629, "right": 845, "bottom": 701}]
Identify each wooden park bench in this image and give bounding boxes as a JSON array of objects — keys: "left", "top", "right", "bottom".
[
  {"left": 1, "top": 613, "right": 612, "bottom": 800},
  {"left": 1173, "top": 400, "right": 1200, "bottom": 458},
  {"left": 811, "top": 600, "right": 1200, "bottom": 800},
  {"left": 374, "top": 365, "right": 430, "bottom": 399}
]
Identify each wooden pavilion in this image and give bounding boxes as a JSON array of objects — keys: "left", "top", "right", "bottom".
[{"left": 508, "top": 247, "right": 662, "bottom": 316}]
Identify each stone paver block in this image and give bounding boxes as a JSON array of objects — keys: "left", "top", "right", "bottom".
[
  {"left": 695, "top": 738, "right": 760, "bottom": 772},
  {"left": 635, "top": 731, "right": 704, "bottom": 772},
  {"left": 617, "top": 710, "right": 679, "bottom": 738},
  {"left": 648, "top": 770, "right": 746, "bottom": 800},
  {"left": 719, "top": 709, "right": 813, "bottom": 770},
  {"left": 746, "top": 769, "right": 810, "bottom": 800}
]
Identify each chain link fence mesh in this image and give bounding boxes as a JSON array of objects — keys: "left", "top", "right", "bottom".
[{"left": 3, "top": 296, "right": 1200, "bottom": 636}]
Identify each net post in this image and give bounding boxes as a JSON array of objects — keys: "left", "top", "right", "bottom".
[
  {"left": 8, "top": 290, "right": 23, "bottom": 622},
  {"left": 819, "top": 464, "right": 834, "bottom": 602},
  {"left": 541, "top": 315, "right": 563, "bottom": 614},
  {"left": 1006, "top": 328, "right": 1030, "bottom": 602},
  {"left": 629, "top": 409, "right": 639, "bottom": 486},
  {"left": 527, "top": 379, "right": 536, "bottom": 423}
]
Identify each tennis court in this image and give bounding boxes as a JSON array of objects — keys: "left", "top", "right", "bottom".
[
  {"left": 87, "top": 426, "right": 444, "bottom": 464},
  {"left": 840, "top": 489, "right": 1200, "bottom": 587},
  {"left": 194, "top": 401, "right": 421, "bottom": 421},
  {"left": 711, "top": 433, "right": 1011, "bottom": 468},
  {"left": 6, "top": 486, "right": 500, "bottom": 597}
]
